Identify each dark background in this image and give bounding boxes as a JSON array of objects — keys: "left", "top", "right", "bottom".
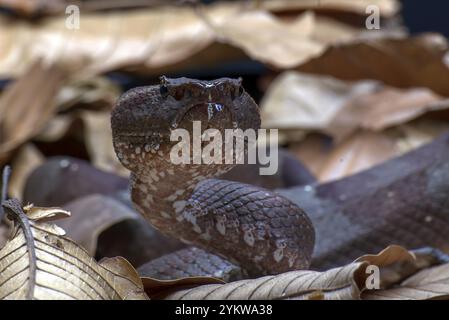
[{"left": 401, "top": 0, "right": 449, "bottom": 37}]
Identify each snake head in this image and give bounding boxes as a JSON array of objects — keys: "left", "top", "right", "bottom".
[{"left": 111, "top": 76, "right": 260, "bottom": 174}]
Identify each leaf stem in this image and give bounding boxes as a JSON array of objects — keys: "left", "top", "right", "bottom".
[
  {"left": 0, "top": 165, "right": 11, "bottom": 221},
  {"left": 2, "top": 198, "right": 36, "bottom": 300}
]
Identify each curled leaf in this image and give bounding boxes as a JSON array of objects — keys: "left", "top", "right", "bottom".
[
  {"left": 364, "top": 262, "right": 449, "bottom": 300},
  {"left": 0, "top": 199, "right": 148, "bottom": 300},
  {"left": 156, "top": 246, "right": 413, "bottom": 300},
  {"left": 0, "top": 60, "right": 66, "bottom": 165},
  {"left": 298, "top": 33, "right": 449, "bottom": 96},
  {"left": 58, "top": 195, "right": 137, "bottom": 255},
  {"left": 143, "top": 276, "right": 225, "bottom": 300}
]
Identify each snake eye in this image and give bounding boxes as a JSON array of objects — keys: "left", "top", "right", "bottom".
[
  {"left": 160, "top": 85, "right": 168, "bottom": 98},
  {"left": 174, "top": 88, "right": 185, "bottom": 101}
]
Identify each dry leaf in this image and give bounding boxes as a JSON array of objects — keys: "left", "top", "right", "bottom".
[
  {"left": 262, "top": 0, "right": 400, "bottom": 17},
  {"left": 290, "top": 133, "right": 333, "bottom": 177},
  {"left": 260, "top": 71, "right": 380, "bottom": 130},
  {"left": 143, "top": 276, "right": 225, "bottom": 300},
  {"left": 80, "top": 110, "right": 128, "bottom": 176},
  {"left": 0, "top": 199, "right": 148, "bottom": 300},
  {"left": 324, "top": 118, "right": 449, "bottom": 182},
  {"left": 211, "top": 11, "right": 325, "bottom": 69},
  {"left": 391, "top": 118, "right": 449, "bottom": 153},
  {"left": 292, "top": 119, "right": 449, "bottom": 182},
  {"left": 0, "top": 5, "right": 225, "bottom": 77},
  {"left": 363, "top": 261, "right": 449, "bottom": 300},
  {"left": 0, "top": 3, "right": 384, "bottom": 77},
  {"left": 0, "top": 222, "right": 8, "bottom": 249},
  {"left": 0, "top": 0, "right": 175, "bottom": 16},
  {"left": 153, "top": 246, "right": 412, "bottom": 300},
  {"left": 371, "top": 248, "right": 449, "bottom": 290},
  {"left": 0, "top": 0, "right": 400, "bottom": 18},
  {"left": 0, "top": 60, "right": 66, "bottom": 165},
  {"left": 58, "top": 194, "right": 138, "bottom": 255},
  {"left": 23, "top": 157, "right": 128, "bottom": 207},
  {"left": 8, "top": 144, "right": 44, "bottom": 200},
  {"left": 33, "top": 114, "right": 75, "bottom": 142},
  {"left": 55, "top": 76, "right": 121, "bottom": 112},
  {"left": 317, "top": 131, "right": 399, "bottom": 182},
  {"left": 329, "top": 87, "right": 449, "bottom": 139},
  {"left": 262, "top": 71, "right": 449, "bottom": 136},
  {"left": 35, "top": 110, "right": 128, "bottom": 177},
  {"left": 58, "top": 194, "right": 184, "bottom": 267},
  {"left": 299, "top": 33, "right": 449, "bottom": 96},
  {"left": 0, "top": 0, "right": 68, "bottom": 16}
]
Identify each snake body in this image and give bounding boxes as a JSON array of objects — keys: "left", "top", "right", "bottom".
[
  {"left": 280, "top": 133, "right": 449, "bottom": 270},
  {"left": 111, "top": 77, "right": 315, "bottom": 277}
]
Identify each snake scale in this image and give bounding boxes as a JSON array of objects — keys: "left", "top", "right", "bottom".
[
  {"left": 111, "top": 76, "right": 449, "bottom": 279},
  {"left": 111, "top": 77, "right": 315, "bottom": 278}
]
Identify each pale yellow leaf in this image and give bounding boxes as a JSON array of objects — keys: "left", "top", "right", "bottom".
[
  {"left": 0, "top": 200, "right": 148, "bottom": 300},
  {"left": 363, "top": 262, "right": 449, "bottom": 300},
  {"left": 157, "top": 246, "right": 413, "bottom": 300}
]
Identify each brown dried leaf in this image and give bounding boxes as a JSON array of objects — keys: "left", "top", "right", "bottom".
[
  {"left": 143, "top": 276, "right": 225, "bottom": 300},
  {"left": 317, "top": 131, "right": 399, "bottom": 182},
  {"left": 261, "top": 71, "right": 449, "bottom": 137},
  {"left": 0, "top": 0, "right": 68, "bottom": 16},
  {"left": 58, "top": 194, "right": 138, "bottom": 255},
  {"left": 156, "top": 246, "right": 412, "bottom": 300},
  {"left": 55, "top": 76, "right": 121, "bottom": 112},
  {"left": 23, "top": 157, "right": 129, "bottom": 207},
  {"left": 363, "top": 262, "right": 449, "bottom": 300},
  {"left": 0, "top": 0, "right": 174, "bottom": 16},
  {"left": 370, "top": 248, "right": 449, "bottom": 290},
  {"left": 0, "top": 3, "right": 381, "bottom": 77},
  {"left": 0, "top": 6, "right": 221, "bottom": 77},
  {"left": 260, "top": 72, "right": 379, "bottom": 130},
  {"left": 57, "top": 194, "right": 185, "bottom": 267},
  {"left": 329, "top": 87, "right": 449, "bottom": 140},
  {"left": 290, "top": 133, "right": 333, "bottom": 177},
  {"left": 0, "top": 0, "right": 400, "bottom": 18},
  {"left": 299, "top": 33, "right": 449, "bottom": 96},
  {"left": 33, "top": 114, "right": 74, "bottom": 142},
  {"left": 0, "top": 60, "right": 66, "bottom": 165},
  {"left": 211, "top": 11, "right": 325, "bottom": 69},
  {"left": 8, "top": 144, "right": 44, "bottom": 200},
  {"left": 355, "top": 245, "right": 415, "bottom": 266},
  {"left": 0, "top": 222, "right": 8, "bottom": 249},
  {"left": 261, "top": 71, "right": 449, "bottom": 180},
  {"left": 292, "top": 119, "right": 449, "bottom": 182},
  {"left": 391, "top": 118, "right": 449, "bottom": 153},
  {"left": 303, "top": 119, "right": 441, "bottom": 185},
  {"left": 34, "top": 110, "right": 128, "bottom": 176},
  {"left": 80, "top": 110, "right": 128, "bottom": 176},
  {"left": 262, "top": 0, "right": 400, "bottom": 17},
  {"left": 0, "top": 200, "right": 148, "bottom": 300}
]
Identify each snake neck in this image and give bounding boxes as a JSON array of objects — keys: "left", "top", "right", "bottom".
[{"left": 130, "top": 160, "right": 233, "bottom": 233}]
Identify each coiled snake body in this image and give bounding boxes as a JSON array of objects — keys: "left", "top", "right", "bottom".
[{"left": 111, "top": 77, "right": 315, "bottom": 278}]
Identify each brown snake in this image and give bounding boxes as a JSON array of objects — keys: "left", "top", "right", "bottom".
[{"left": 111, "top": 77, "right": 315, "bottom": 278}]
